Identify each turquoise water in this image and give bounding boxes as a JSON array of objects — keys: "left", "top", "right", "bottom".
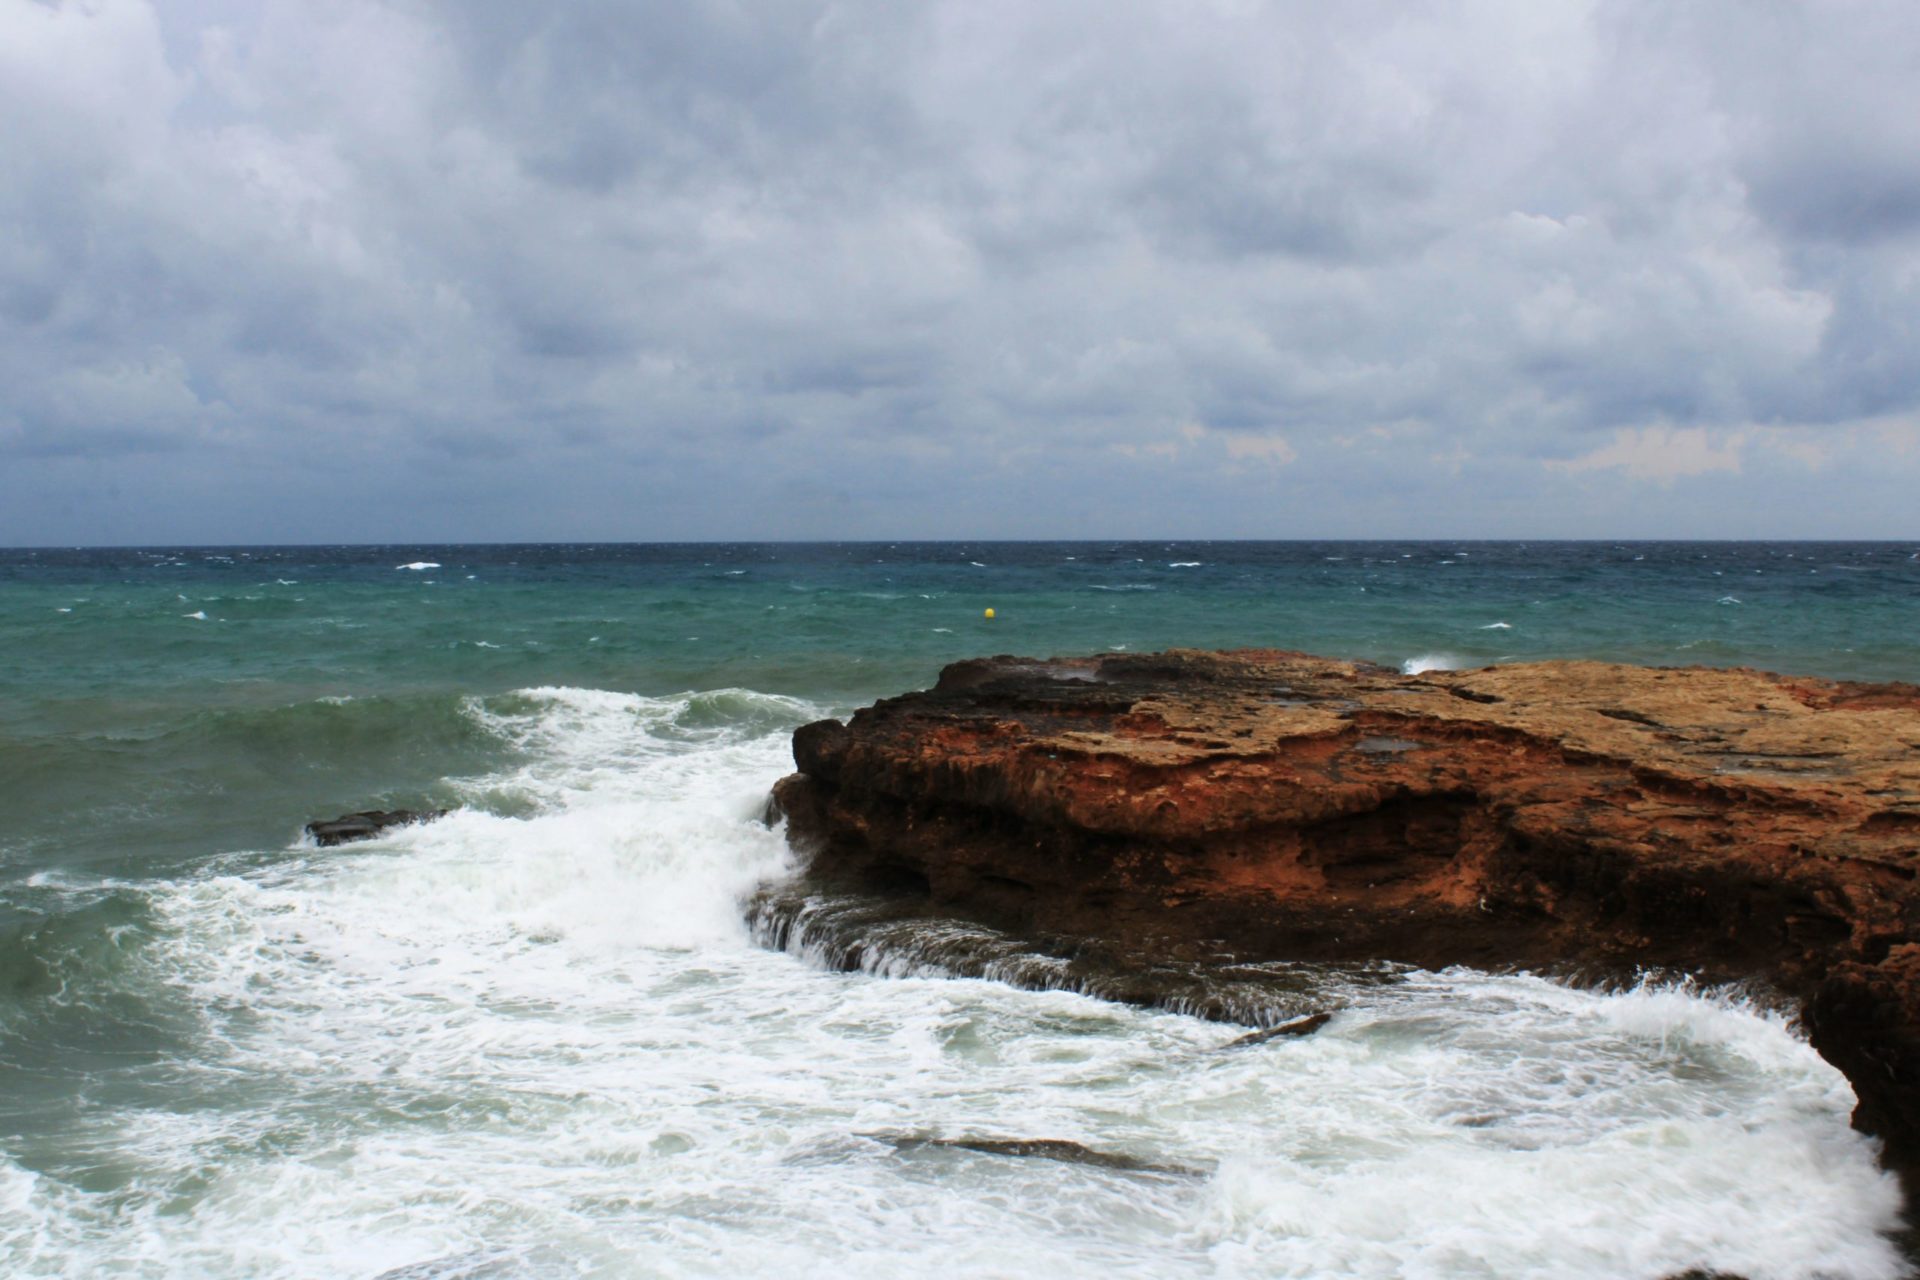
[{"left": 2, "top": 542, "right": 1916, "bottom": 1278}]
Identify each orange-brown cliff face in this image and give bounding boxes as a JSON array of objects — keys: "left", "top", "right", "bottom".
[{"left": 773, "top": 649, "right": 1920, "bottom": 1172}]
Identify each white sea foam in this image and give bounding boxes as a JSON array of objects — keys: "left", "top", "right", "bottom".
[
  {"left": 2, "top": 687, "right": 1903, "bottom": 1278},
  {"left": 1401, "top": 653, "right": 1463, "bottom": 674},
  {"left": 1480, "top": 621, "right": 1512, "bottom": 630},
  {"left": 183, "top": 610, "right": 208, "bottom": 621},
  {"left": 396, "top": 562, "right": 441, "bottom": 571},
  {"left": 1168, "top": 561, "right": 1202, "bottom": 568}
]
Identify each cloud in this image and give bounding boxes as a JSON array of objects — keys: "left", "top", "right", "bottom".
[
  {"left": 1547, "top": 426, "right": 1745, "bottom": 484},
  {"left": 0, "top": 0, "right": 1917, "bottom": 541}
]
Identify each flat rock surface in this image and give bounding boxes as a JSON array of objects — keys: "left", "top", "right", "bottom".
[{"left": 774, "top": 649, "right": 1920, "bottom": 1172}]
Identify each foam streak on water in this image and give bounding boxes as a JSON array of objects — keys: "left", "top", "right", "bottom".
[{"left": 0, "top": 687, "right": 1907, "bottom": 1278}]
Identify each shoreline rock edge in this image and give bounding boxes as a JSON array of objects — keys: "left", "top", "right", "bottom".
[{"left": 771, "top": 648, "right": 1920, "bottom": 1180}]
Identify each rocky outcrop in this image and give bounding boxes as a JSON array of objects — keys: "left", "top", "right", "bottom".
[
  {"left": 772, "top": 649, "right": 1920, "bottom": 1173},
  {"left": 305, "top": 808, "right": 447, "bottom": 847}
]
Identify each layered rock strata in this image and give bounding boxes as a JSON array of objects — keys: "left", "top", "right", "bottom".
[{"left": 772, "top": 649, "right": 1920, "bottom": 1173}]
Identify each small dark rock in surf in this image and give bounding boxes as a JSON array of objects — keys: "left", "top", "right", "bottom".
[
  {"left": 872, "top": 1132, "right": 1205, "bottom": 1178},
  {"left": 1222, "top": 1011, "right": 1335, "bottom": 1047},
  {"left": 305, "top": 808, "right": 447, "bottom": 847}
]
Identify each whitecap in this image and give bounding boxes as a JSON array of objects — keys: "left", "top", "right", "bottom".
[
  {"left": 183, "top": 611, "right": 208, "bottom": 621},
  {"left": 969, "top": 561, "right": 987, "bottom": 568},
  {"left": 932, "top": 627, "right": 953, "bottom": 634},
  {"left": 55, "top": 607, "right": 71, "bottom": 614},
  {"left": 1718, "top": 596, "right": 1742, "bottom": 606},
  {"left": 23, "top": 685, "right": 1899, "bottom": 1280},
  {"left": 1479, "top": 622, "right": 1512, "bottom": 630},
  {"left": 1402, "top": 654, "right": 1461, "bottom": 674},
  {"left": 396, "top": 562, "right": 441, "bottom": 571},
  {"left": 1168, "top": 561, "right": 1202, "bottom": 568}
]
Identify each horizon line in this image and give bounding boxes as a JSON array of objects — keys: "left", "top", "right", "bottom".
[{"left": 5, "top": 536, "right": 1917, "bottom": 552}]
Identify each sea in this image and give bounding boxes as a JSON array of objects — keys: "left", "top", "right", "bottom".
[{"left": 2, "top": 541, "right": 1917, "bottom": 1279}]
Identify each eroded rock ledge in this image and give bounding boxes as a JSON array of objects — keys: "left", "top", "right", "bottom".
[{"left": 772, "top": 649, "right": 1920, "bottom": 1173}]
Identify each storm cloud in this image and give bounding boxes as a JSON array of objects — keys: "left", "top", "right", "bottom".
[{"left": 3, "top": 0, "right": 1917, "bottom": 541}]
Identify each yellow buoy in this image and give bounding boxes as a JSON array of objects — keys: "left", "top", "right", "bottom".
[{"left": 984, "top": 607, "right": 996, "bottom": 619}]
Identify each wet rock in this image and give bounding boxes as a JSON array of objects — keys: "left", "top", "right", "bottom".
[
  {"left": 305, "top": 808, "right": 446, "bottom": 847},
  {"left": 870, "top": 1132, "right": 1204, "bottom": 1177},
  {"left": 773, "top": 648, "right": 1920, "bottom": 1176},
  {"left": 1221, "top": 1011, "right": 1335, "bottom": 1047}
]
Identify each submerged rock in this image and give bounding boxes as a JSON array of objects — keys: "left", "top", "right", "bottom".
[
  {"left": 1221, "top": 1011, "right": 1336, "bottom": 1047},
  {"left": 871, "top": 1132, "right": 1205, "bottom": 1177},
  {"left": 772, "top": 648, "right": 1920, "bottom": 1175},
  {"left": 305, "top": 808, "right": 447, "bottom": 847}
]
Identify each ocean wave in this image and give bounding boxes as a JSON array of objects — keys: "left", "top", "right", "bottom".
[
  {"left": 0, "top": 678, "right": 1905, "bottom": 1277},
  {"left": 0, "top": 887, "right": 159, "bottom": 1010}
]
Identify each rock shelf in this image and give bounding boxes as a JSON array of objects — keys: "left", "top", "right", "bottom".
[{"left": 773, "top": 649, "right": 1920, "bottom": 1175}]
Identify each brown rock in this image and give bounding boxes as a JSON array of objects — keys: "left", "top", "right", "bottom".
[{"left": 772, "top": 649, "right": 1920, "bottom": 1174}]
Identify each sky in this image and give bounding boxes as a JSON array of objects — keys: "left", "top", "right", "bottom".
[{"left": 3, "top": 0, "right": 1919, "bottom": 544}]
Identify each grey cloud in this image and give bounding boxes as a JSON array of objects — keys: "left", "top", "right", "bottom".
[{"left": 0, "top": 0, "right": 1917, "bottom": 542}]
